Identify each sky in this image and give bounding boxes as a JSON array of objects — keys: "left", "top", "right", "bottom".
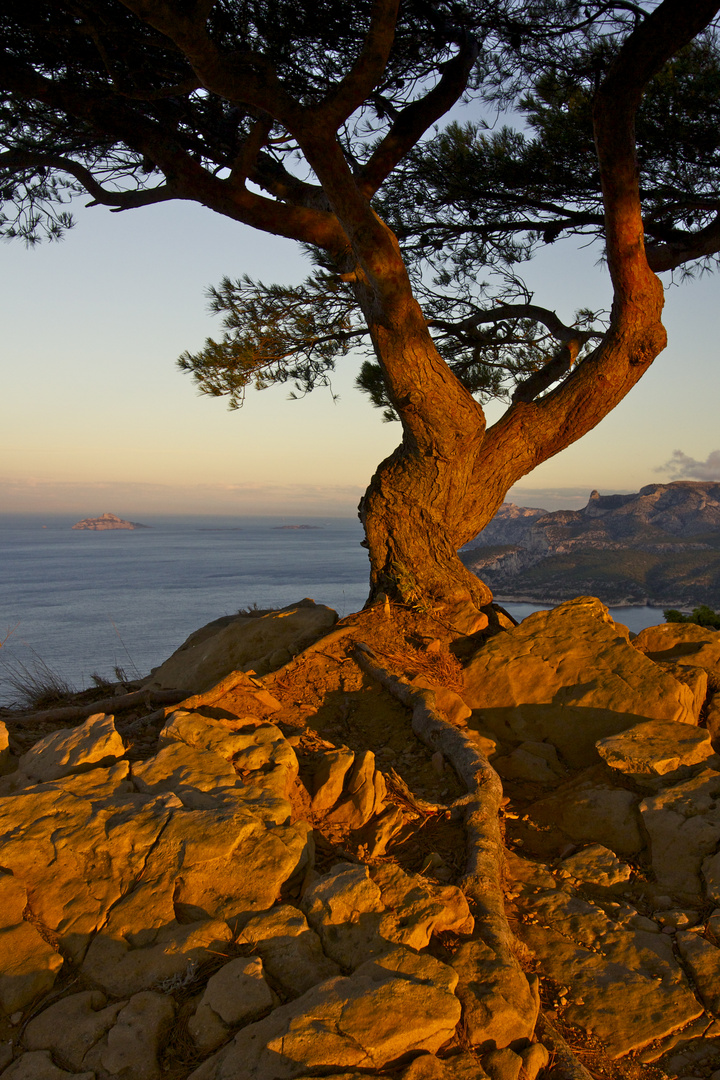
[{"left": 1, "top": 190, "right": 720, "bottom": 519}]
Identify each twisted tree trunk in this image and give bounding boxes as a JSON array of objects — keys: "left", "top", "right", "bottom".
[{"left": 350, "top": 0, "right": 717, "bottom": 630}]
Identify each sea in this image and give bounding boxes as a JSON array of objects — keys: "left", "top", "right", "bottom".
[{"left": 0, "top": 513, "right": 670, "bottom": 705}]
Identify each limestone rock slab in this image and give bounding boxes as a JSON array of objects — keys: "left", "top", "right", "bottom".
[
  {"left": 0, "top": 1051, "right": 95, "bottom": 1080},
  {"left": 640, "top": 767, "right": 720, "bottom": 898},
  {"left": 370, "top": 863, "right": 474, "bottom": 948},
  {"left": 596, "top": 720, "right": 714, "bottom": 781},
  {"left": 145, "top": 599, "right": 338, "bottom": 693},
  {"left": 676, "top": 930, "right": 720, "bottom": 1014},
  {"left": 0, "top": 920, "right": 64, "bottom": 1015},
  {"left": 22, "top": 990, "right": 123, "bottom": 1071},
  {"left": 451, "top": 938, "right": 539, "bottom": 1049},
  {"left": 463, "top": 597, "right": 695, "bottom": 768},
  {"left": 528, "top": 770, "right": 644, "bottom": 856},
  {"left": 189, "top": 956, "right": 274, "bottom": 1052},
  {"left": 82, "top": 918, "right": 233, "bottom": 1000},
  {"left": 514, "top": 880, "right": 703, "bottom": 1057},
  {"left": 18, "top": 713, "right": 125, "bottom": 782},
  {"left": 558, "top": 844, "right": 632, "bottom": 889},
  {"left": 188, "top": 948, "right": 461, "bottom": 1080},
  {"left": 0, "top": 788, "right": 174, "bottom": 964},
  {"left": 236, "top": 905, "right": 340, "bottom": 998},
  {"left": 84, "top": 990, "right": 175, "bottom": 1080},
  {"left": 160, "top": 713, "right": 298, "bottom": 801}
]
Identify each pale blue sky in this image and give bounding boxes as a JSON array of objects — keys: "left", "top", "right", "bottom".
[{"left": 1, "top": 195, "right": 719, "bottom": 517}]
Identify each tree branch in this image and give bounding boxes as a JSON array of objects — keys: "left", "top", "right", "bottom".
[
  {"left": 0, "top": 150, "right": 176, "bottom": 210},
  {"left": 117, "top": 0, "right": 297, "bottom": 121},
  {"left": 358, "top": 36, "right": 479, "bottom": 196},
  {"left": 646, "top": 211, "right": 720, "bottom": 272},
  {"left": 315, "top": 0, "right": 400, "bottom": 130},
  {"left": 455, "top": 0, "right": 720, "bottom": 543},
  {"left": 0, "top": 53, "right": 346, "bottom": 250}
]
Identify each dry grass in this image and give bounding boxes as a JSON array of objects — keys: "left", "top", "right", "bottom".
[
  {"left": 380, "top": 642, "right": 465, "bottom": 693},
  {"left": 1, "top": 650, "right": 75, "bottom": 710}
]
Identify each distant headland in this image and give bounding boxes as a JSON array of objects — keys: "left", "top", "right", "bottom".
[{"left": 71, "top": 512, "right": 150, "bottom": 531}]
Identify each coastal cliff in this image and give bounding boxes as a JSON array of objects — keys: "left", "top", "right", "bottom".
[{"left": 461, "top": 481, "right": 720, "bottom": 606}]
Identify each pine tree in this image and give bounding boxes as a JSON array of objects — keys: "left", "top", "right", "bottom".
[{"left": 2, "top": 0, "right": 720, "bottom": 627}]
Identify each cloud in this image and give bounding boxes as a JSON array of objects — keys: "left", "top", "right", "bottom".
[{"left": 656, "top": 450, "right": 720, "bottom": 481}]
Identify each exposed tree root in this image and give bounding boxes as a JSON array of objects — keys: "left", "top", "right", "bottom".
[
  {"left": 353, "top": 643, "right": 538, "bottom": 1041},
  {"left": 536, "top": 1012, "right": 596, "bottom": 1080},
  {"left": 4, "top": 688, "right": 184, "bottom": 727}
]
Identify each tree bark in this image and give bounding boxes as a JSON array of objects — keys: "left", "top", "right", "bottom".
[{"left": 353, "top": 0, "right": 720, "bottom": 627}]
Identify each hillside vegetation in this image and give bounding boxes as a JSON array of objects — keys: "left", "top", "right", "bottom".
[{"left": 461, "top": 481, "right": 720, "bottom": 606}]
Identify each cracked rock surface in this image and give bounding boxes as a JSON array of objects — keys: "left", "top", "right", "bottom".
[{"left": 2, "top": 597, "right": 720, "bottom": 1080}]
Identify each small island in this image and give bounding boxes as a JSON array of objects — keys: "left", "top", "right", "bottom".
[
  {"left": 272, "top": 525, "right": 322, "bottom": 530},
  {"left": 72, "top": 512, "right": 149, "bottom": 531}
]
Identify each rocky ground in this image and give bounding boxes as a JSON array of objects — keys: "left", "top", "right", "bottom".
[{"left": 1, "top": 596, "right": 720, "bottom": 1080}]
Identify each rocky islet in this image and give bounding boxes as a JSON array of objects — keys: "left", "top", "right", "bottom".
[{"left": 0, "top": 597, "right": 719, "bottom": 1078}]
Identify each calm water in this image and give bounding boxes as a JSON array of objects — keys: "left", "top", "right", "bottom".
[
  {"left": 0, "top": 514, "right": 370, "bottom": 702},
  {"left": 0, "top": 513, "right": 669, "bottom": 703}
]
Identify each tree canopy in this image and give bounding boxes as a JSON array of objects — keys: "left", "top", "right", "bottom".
[{"left": 2, "top": 0, "right": 720, "bottom": 625}]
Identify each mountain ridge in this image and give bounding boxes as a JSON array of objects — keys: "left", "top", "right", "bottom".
[{"left": 461, "top": 481, "right": 720, "bottom": 607}]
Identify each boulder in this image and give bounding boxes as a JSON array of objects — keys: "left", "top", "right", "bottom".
[
  {"left": 595, "top": 720, "right": 715, "bottom": 782},
  {"left": 658, "top": 662, "right": 708, "bottom": 721},
  {"left": 17, "top": 713, "right": 125, "bottom": 782},
  {"left": 236, "top": 905, "right": 340, "bottom": 998},
  {"left": 492, "top": 741, "right": 564, "bottom": 786},
  {"left": 83, "top": 991, "right": 175, "bottom": 1080},
  {"left": 188, "top": 948, "right": 461, "bottom": 1080},
  {"left": 189, "top": 956, "right": 274, "bottom": 1052},
  {"left": 300, "top": 864, "right": 387, "bottom": 969},
  {"left": 558, "top": 844, "right": 632, "bottom": 889},
  {"left": 462, "top": 598, "right": 696, "bottom": 768},
  {"left": 310, "top": 747, "right": 356, "bottom": 814},
  {"left": 0, "top": 722, "right": 11, "bottom": 777},
  {"left": 144, "top": 599, "right": 338, "bottom": 694},
  {"left": 707, "top": 695, "right": 720, "bottom": 745},
  {"left": 633, "top": 621, "right": 720, "bottom": 671},
  {"left": 323, "top": 751, "right": 386, "bottom": 829},
  {"left": 22, "top": 990, "right": 124, "bottom": 1071}
]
